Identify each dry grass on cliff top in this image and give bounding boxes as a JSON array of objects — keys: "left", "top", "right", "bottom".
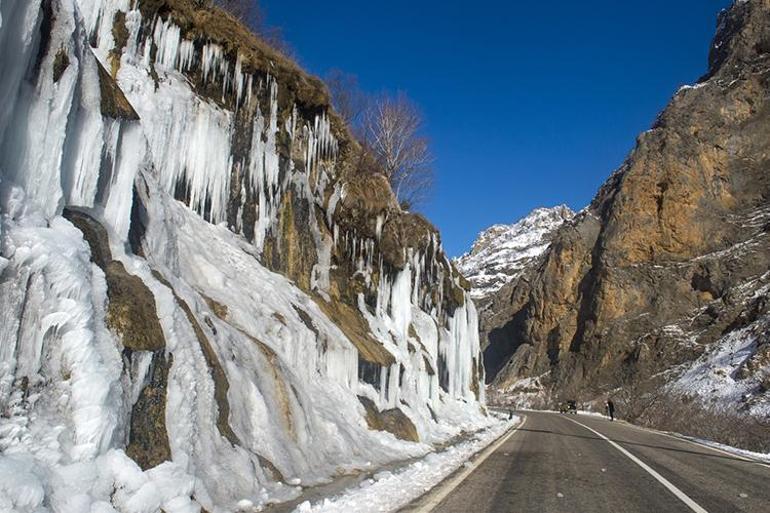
[{"left": 138, "top": 0, "right": 330, "bottom": 111}]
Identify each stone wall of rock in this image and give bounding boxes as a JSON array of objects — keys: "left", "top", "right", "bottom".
[{"left": 486, "top": 0, "right": 770, "bottom": 410}]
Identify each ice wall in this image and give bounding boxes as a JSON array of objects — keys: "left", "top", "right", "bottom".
[
  {"left": 0, "top": 1, "right": 487, "bottom": 511},
  {"left": 80, "top": 0, "right": 482, "bottom": 406}
]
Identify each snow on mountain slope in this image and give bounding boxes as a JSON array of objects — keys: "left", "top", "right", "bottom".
[
  {"left": 455, "top": 206, "right": 573, "bottom": 299},
  {"left": 0, "top": 1, "right": 489, "bottom": 512},
  {"left": 670, "top": 281, "right": 770, "bottom": 417}
]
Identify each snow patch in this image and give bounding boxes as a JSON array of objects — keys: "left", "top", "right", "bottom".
[
  {"left": 291, "top": 416, "right": 515, "bottom": 513},
  {"left": 455, "top": 205, "right": 574, "bottom": 299}
]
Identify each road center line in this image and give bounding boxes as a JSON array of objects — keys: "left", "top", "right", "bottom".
[
  {"left": 563, "top": 416, "right": 709, "bottom": 513},
  {"left": 411, "top": 416, "right": 528, "bottom": 513}
]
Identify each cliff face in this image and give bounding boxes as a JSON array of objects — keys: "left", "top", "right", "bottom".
[
  {"left": 486, "top": 0, "right": 770, "bottom": 415},
  {"left": 0, "top": 1, "right": 485, "bottom": 511},
  {"left": 455, "top": 206, "right": 574, "bottom": 381}
]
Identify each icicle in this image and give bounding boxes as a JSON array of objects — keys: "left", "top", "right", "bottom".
[
  {"left": 153, "top": 19, "right": 182, "bottom": 70},
  {"left": 390, "top": 261, "right": 413, "bottom": 340},
  {"left": 178, "top": 40, "right": 195, "bottom": 71},
  {"left": 375, "top": 214, "right": 385, "bottom": 240},
  {"left": 249, "top": 77, "right": 281, "bottom": 252},
  {"left": 202, "top": 44, "right": 224, "bottom": 83}
]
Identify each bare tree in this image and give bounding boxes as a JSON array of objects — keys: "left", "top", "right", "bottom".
[
  {"left": 321, "top": 72, "right": 435, "bottom": 210},
  {"left": 212, "top": 0, "right": 254, "bottom": 21},
  {"left": 325, "top": 69, "right": 367, "bottom": 129},
  {"left": 362, "top": 92, "right": 433, "bottom": 210}
]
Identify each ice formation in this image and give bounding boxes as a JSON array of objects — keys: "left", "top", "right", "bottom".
[{"left": 0, "top": 1, "right": 488, "bottom": 512}]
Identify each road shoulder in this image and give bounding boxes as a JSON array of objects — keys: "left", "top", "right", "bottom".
[{"left": 400, "top": 415, "right": 527, "bottom": 513}]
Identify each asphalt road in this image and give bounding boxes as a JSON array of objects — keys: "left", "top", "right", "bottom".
[{"left": 406, "top": 411, "right": 770, "bottom": 513}]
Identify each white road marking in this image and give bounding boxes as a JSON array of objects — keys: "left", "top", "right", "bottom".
[
  {"left": 410, "top": 416, "right": 528, "bottom": 513},
  {"left": 563, "top": 416, "right": 710, "bottom": 513}
]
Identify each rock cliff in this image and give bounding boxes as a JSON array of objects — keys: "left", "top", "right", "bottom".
[
  {"left": 483, "top": 0, "right": 770, "bottom": 417},
  {"left": 455, "top": 206, "right": 574, "bottom": 380}
]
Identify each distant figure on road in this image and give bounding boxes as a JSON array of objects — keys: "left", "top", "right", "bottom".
[
  {"left": 508, "top": 410, "right": 513, "bottom": 420},
  {"left": 606, "top": 399, "right": 615, "bottom": 421}
]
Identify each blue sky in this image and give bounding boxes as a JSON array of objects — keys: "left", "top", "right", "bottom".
[{"left": 261, "top": 0, "right": 733, "bottom": 256}]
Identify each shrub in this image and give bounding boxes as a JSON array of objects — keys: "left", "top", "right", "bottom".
[{"left": 630, "top": 392, "right": 770, "bottom": 453}]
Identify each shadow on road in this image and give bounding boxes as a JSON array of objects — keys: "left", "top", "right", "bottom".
[{"left": 515, "top": 426, "right": 758, "bottom": 466}]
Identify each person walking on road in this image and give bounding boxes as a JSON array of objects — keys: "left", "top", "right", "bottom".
[{"left": 606, "top": 399, "right": 615, "bottom": 421}]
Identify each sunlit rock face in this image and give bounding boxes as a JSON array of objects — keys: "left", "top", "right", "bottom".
[
  {"left": 0, "top": 1, "right": 487, "bottom": 511},
  {"left": 484, "top": 0, "right": 770, "bottom": 417}
]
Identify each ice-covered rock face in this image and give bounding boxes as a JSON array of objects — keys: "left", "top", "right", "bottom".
[
  {"left": 455, "top": 206, "right": 574, "bottom": 300},
  {"left": 0, "top": 1, "right": 487, "bottom": 511}
]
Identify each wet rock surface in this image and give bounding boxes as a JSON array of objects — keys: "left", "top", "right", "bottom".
[
  {"left": 358, "top": 396, "right": 420, "bottom": 442},
  {"left": 63, "top": 209, "right": 172, "bottom": 468},
  {"left": 125, "top": 351, "right": 173, "bottom": 470}
]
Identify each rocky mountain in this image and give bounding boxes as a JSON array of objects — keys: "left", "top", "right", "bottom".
[
  {"left": 455, "top": 206, "right": 574, "bottom": 302},
  {"left": 484, "top": 0, "right": 770, "bottom": 418},
  {"left": 0, "top": 1, "right": 487, "bottom": 511}
]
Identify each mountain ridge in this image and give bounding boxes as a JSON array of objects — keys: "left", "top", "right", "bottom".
[{"left": 455, "top": 205, "right": 574, "bottom": 301}]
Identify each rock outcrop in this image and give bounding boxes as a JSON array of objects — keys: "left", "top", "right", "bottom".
[{"left": 484, "top": 0, "right": 770, "bottom": 416}]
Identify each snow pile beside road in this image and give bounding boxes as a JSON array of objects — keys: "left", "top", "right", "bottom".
[
  {"left": 577, "top": 411, "right": 611, "bottom": 419},
  {"left": 685, "top": 437, "right": 770, "bottom": 464},
  {"left": 293, "top": 416, "right": 518, "bottom": 513}
]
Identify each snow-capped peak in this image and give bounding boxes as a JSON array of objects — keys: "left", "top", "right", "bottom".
[{"left": 455, "top": 205, "right": 574, "bottom": 299}]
